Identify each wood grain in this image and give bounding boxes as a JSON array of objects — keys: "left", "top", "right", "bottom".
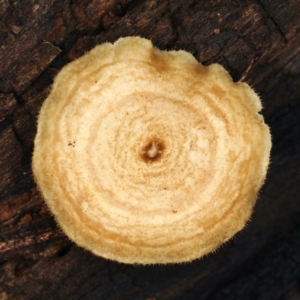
[{"left": 0, "top": 0, "right": 300, "bottom": 299}]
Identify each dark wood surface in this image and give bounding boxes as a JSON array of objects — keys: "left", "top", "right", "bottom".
[{"left": 0, "top": 1, "right": 300, "bottom": 299}]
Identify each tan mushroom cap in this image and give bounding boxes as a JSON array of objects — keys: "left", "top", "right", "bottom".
[{"left": 32, "top": 37, "right": 271, "bottom": 264}]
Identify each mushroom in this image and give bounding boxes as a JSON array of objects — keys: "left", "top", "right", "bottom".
[{"left": 32, "top": 37, "right": 271, "bottom": 264}]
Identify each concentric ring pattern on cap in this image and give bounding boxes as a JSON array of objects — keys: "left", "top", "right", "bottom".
[{"left": 32, "top": 37, "right": 271, "bottom": 264}]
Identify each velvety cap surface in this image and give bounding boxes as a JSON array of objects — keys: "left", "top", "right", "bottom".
[{"left": 32, "top": 37, "right": 271, "bottom": 264}]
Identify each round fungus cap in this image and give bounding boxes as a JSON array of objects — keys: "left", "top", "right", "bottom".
[{"left": 32, "top": 36, "right": 271, "bottom": 264}]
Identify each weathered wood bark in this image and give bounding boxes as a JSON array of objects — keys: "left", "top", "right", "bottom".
[{"left": 0, "top": 0, "right": 300, "bottom": 299}]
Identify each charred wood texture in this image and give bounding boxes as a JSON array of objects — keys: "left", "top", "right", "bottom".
[{"left": 0, "top": 0, "right": 300, "bottom": 299}]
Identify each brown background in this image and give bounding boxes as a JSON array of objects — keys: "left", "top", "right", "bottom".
[{"left": 0, "top": 0, "right": 300, "bottom": 299}]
